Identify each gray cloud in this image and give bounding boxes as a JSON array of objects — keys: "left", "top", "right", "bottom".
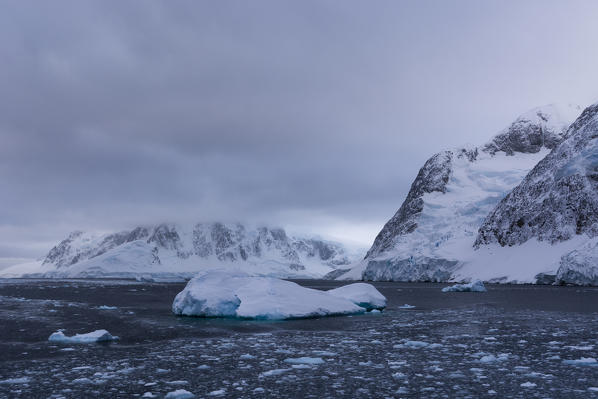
[{"left": 2, "top": 0, "right": 598, "bottom": 262}]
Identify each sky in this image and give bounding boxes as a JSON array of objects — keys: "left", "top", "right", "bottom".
[{"left": 1, "top": 0, "right": 598, "bottom": 267}]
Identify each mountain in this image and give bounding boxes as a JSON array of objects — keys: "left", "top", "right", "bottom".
[
  {"left": 339, "top": 103, "right": 583, "bottom": 282},
  {"left": 474, "top": 102, "right": 598, "bottom": 285},
  {"left": 1, "top": 223, "right": 355, "bottom": 279}
]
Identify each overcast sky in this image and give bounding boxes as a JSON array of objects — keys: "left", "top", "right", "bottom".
[{"left": 1, "top": 0, "right": 598, "bottom": 266}]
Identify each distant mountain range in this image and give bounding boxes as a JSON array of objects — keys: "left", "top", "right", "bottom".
[
  {"left": 338, "top": 102, "right": 598, "bottom": 285},
  {"left": 0, "top": 223, "right": 356, "bottom": 279}
]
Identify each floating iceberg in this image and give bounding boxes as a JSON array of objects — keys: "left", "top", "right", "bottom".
[
  {"left": 284, "top": 357, "right": 325, "bottom": 365},
  {"left": 172, "top": 271, "right": 386, "bottom": 320},
  {"left": 327, "top": 282, "right": 386, "bottom": 310},
  {"left": 442, "top": 280, "right": 487, "bottom": 292},
  {"left": 48, "top": 329, "right": 118, "bottom": 343}
]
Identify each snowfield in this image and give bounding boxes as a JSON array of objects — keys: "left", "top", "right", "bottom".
[{"left": 172, "top": 271, "right": 386, "bottom": 319}]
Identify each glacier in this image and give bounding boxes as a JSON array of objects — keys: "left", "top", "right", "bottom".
[{"left": 339, "top": 103, "right": 586, "bottom": 283}]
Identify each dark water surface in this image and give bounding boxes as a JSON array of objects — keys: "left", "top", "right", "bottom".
[{"left": 0, "top": 279, "right": 597, "bottom": 398}]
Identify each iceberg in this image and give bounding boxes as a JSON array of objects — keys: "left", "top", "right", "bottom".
[
  {"left": 48, "top": 329, "right": 118, "bottom": 344},
  {"left": 442, "top": 280, "right": 487, "bottom": 292},
  {"left": 172, "top": 271, "right": 386, "bottom": 320},
  {"left": 327, "top": 282, "right": 387, "bottom": 310}
]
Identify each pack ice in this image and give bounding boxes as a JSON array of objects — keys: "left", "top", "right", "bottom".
[{"left": 172, "top": 271, "right": 386, "bottom": 319}]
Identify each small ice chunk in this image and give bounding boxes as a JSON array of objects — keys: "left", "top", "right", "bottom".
[
  {"left": 259, "top": 368, "right": 292, "bottom": 377},
  {"left": 562, "top": 357, "right": 597, "bottom": 366},
  {"left": 165, "top": 389, "right": 195, "bottom": 399},
  {"left": 142, "top": 393, "right": 156, "bottom": 398},
  {"left": 208, "top": 389, "right": 226, "bottom": 396},
  {"left": 97, "top": 305, "right": 117, "bottom": 310},
  {"left": 479, "top": 354, "right": 509, "bottom": 363},
  {"left": 401, "top": 341, "right": 429, "bottom": 349},
  {"left": 398, "top": 304, "right": 416, "bottom": 309},
  {"left": 284, "top": 357, "right": 325, "bottom": 365},
  {"left": 520, "top": 382, "right": 537, "bottom": 388},
  {"left": 48, "top": 329, "right": 118, "bottom": 344},
  {"left": 239, "top": 354, "right": 256, "bottom": 360},
  {"left": 0, "top": 377, "right": 31, "bottom": 384},
  {"left": 442, "top": 280, "right": 486, "bottom": 292}
]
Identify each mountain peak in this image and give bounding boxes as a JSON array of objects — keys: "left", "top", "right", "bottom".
[{"left": 483, "top": 103, "right": 581, "bottom": 156}]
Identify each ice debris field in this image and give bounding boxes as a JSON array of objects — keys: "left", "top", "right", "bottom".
[{"left": 0, "top": 279, "right": 597, "bottom": 398}]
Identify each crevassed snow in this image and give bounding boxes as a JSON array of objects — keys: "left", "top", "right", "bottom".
[
  {"left": 327, "top": 282, "right": 386, "bottom": 310},
  {"left": 48, "top": 329, "right": 118, "bottom": 343},
  {"left": 172, "top": 271, "right": 385, "bottom": 320},
  {"left": 442, "top": 280, "right": 486, "bottom": 292}
]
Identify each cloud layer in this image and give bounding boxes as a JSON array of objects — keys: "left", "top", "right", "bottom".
[{"left": 2, "top": 1, "right": 598, "bottom": 263}]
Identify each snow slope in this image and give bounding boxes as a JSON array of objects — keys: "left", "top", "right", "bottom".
[
  {"left": 340, "top": 103, "right": 584, "bottom": 283},
  {"left": 1, "top": 223, "right": 356, "bottom": 279}
]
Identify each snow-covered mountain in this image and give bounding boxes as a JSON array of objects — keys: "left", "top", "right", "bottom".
[
  {"left": 1, "top": 223, "right": 355, "bottom": 279},
  {"left": 339, "top": 103, "right": 585, "bottom": 283},
  {"left": 474, "top": 102, "right": 598, "bottom": 285}
]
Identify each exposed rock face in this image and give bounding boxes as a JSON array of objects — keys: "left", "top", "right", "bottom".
[
  {"left": 366, "top": 151, "right": 453, "bottom": 259},
  {"left": 36, "top": 223, "right": 353, "bottom": 278},
  {"left": 483, "top": 104, "right": 578, "bottom": 155},
  {"left": 43, "top": 228, "right": 151, "bottom": 268},
  {"left": 353, "top": 104, "right": 581, "bottom": 282},
  {"left": 475, "top": 103, "right": 598, "bottom": 247}
]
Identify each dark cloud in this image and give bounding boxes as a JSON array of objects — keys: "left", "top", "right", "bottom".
[{"left": 2, "top": 0, "right": 598, "bottom": 262}]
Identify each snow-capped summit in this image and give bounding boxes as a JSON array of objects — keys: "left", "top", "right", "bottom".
[
  {"left": 483, "top": 103, "right": 582, "bottom": 155},
  {"left": 340, "top": 103, "right": 584, "bottom": 282},
  {"left": 2, "top": 223, "right": 356, "bottom": 279}
]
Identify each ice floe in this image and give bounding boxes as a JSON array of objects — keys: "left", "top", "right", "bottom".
[
  {"left": 562, "top": 357, "right": 597, "bottom": 366},
  {"left": 442, "top": 280, "right": 487, "bottom": 292},
  {"left": 283, "top": 357, "right": 325, "bottom": 365},
  {"left": 48, "top": 329, "right": 118, "bottom": 344},
  {"left": 165, "top": 389, "right": 195, "bottom": 399},
  {"left": 172, "top": 271, "right": 386, "bottom": 320}
]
